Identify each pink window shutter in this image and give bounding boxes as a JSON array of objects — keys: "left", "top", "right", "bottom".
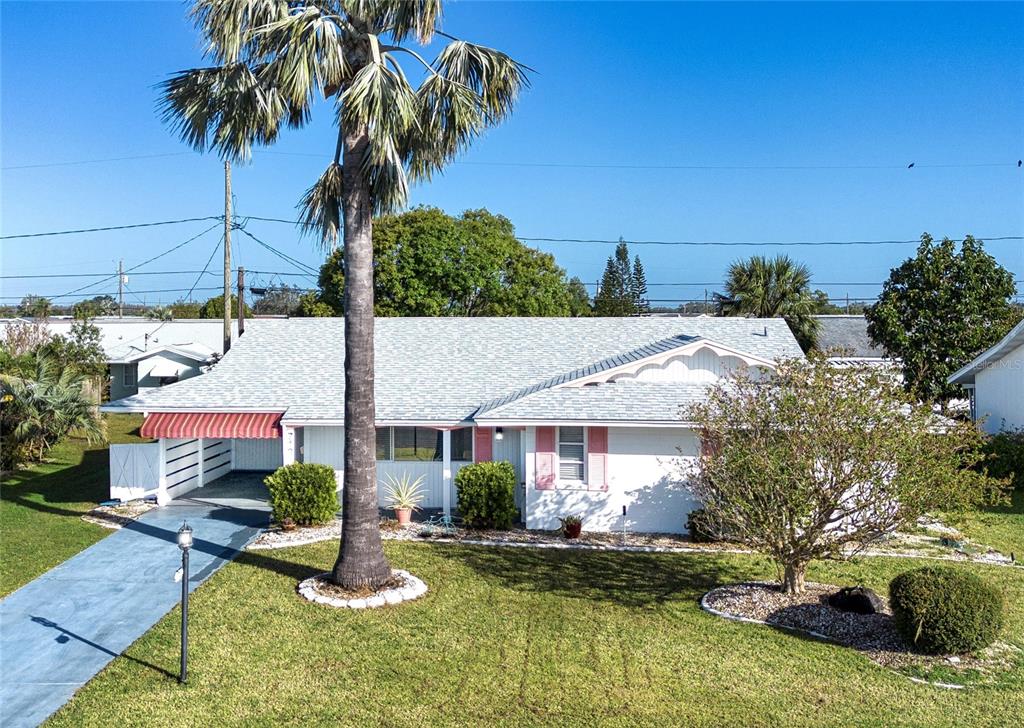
[
  {"left": 474, "top": 427, "right": 493, "bottom": 463},
  {"left": 535, "top": 426, "right": 557, "bottom": 490},
  {"left": 587, "top": 426, "right": 609, "bottom": 491}
]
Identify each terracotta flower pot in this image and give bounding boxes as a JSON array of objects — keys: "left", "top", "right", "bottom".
[
  {"left": 395, "top": 507, "right": 412, "bottom": 525},
  {"left": 563, "top": 522, "right": 582, "bottom": 539}
]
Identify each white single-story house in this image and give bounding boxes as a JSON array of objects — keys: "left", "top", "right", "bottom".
[
  {"left": 101, "top": 317, "right": 804, "bottom": 534},
  {"left": 3, "top": 317, "right": 245, "bottom": 399},
  {"left": 107, "top": 342, "right": 218, "bottom": 400},
  {"left": 948, "top": 317, "right": 1024, "bottom": 434}
]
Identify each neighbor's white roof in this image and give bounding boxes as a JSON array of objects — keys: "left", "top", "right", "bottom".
[
  {"left": 103, "top": 317, "right": 803, "bottom": 424},
  {"left": 948, "top": 318, "right": 1024, "bottom": 386}
]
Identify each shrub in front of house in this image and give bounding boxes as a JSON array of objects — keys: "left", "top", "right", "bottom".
[
  {"left": 264, "top": 463, "right": 339, "bottom": 526},
  {"left": 980, "top": 429, "right": 1024, "bottom": 490},
  {"left": 889, "top": 566, "right": 1004, "bottom": 655},
  {"left": 686, "top": 508, "right": 719, "bottom": 543},
  {"left": 455, "top": 461, "right": 517, "bottom": 529}
]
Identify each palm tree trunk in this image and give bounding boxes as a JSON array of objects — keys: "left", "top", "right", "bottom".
[{"left": 331, "top": 122, "right": 392, "bottom": 589}]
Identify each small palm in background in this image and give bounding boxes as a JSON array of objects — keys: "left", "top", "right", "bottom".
[{"left": 715, "top": 255, "right": 820, "bottom": 351}]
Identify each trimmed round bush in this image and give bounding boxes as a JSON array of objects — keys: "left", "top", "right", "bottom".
[
  {"left": 264, "top": 463, "right": 339, "bottom": 526},
  {"left": 889, "top": 566, "right": 1004, "bottom": 655},
  {"left": 455, "top": 460, "right": 518, "bottom": 529}
]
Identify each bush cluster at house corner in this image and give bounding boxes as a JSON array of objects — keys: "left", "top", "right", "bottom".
[
  {"left": 455, "top": 461, "right": 518, "bottom": 529},
  {"left": 264, "top": 463, "right": 339, "bottom": 527},
  {"left": 303, "top": 207, "right": 592, "bottom": 318},
  {"left": 889, "top": 566, "right": 1005, "bottom": 654},
  {"left": 682, "top": 352, "right": 1008, "bottom": 594},
  {"left": 980, "top": 429, "right": 1024, "bottom": 491}
]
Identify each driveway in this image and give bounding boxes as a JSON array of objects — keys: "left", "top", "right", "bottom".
[{"left": 0, "top": 473, "right": 270, "bottom": 728}]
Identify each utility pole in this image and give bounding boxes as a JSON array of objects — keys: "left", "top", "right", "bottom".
[
  {"left": 237, "top": 267, "right": 246, "bottom": 337},
  {"left": 223, "top": 160, "right": 232, "bottom": 354},
  {"left": 117, "top": 260, "right": 124, "bottom": 318}
]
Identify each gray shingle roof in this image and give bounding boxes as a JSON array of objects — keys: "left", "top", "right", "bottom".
[
  {"left": 812, "top": 315, "right": 885, "bottom": 359},
  {"left": 475, "top": 381, "right": 711, "bottom": 423},
  {"left": 104, "top": 316, "right": 803, "bottom": 423}
]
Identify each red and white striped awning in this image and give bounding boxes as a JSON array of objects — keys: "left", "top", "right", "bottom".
[{"left": 140, "top": 412, "right": 283, "bottom": 440}]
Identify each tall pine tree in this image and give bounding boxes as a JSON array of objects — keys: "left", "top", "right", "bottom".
[{"left": 594, "top": 240, "right": 649, "bottom": 316}]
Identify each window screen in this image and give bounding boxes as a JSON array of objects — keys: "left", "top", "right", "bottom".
[
  {"left": 450, "top": 427, "right": 473, "bottom": 461},
  {"left": 393, "top": 427, "right": 442, "bottom": 461},
  {"left": 375, "top": 428, "right": 392, "bottom": 460},
  {"left": 558, "top": 426, "right": 585, "bottom": 481}
]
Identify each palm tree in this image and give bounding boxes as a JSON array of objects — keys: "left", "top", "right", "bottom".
[
  {"left": 1, "top": 351, "right": 105, "bottom": 465},
  {"left": 716, "top": 255, "right": 820, "bottom": 351},
  {"left": 161, "top": 1, "right": 529, "bottom": 588}
]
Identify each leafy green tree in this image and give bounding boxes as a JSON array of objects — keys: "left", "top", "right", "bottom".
[
  {"left": 683, "top": 353, "right": 1005, "bottom": 594},
  {"left": 566, "top": 276, "right": 592, "bottom": 317},
  {"left": 73, "top": 295, "right": 117, "bottom": 319},
  {"left": 162, "top": 1, "right": 528, "bottom": 589},
  {"left": 170, "top": 300, "right": 202, "bottom": 319},
  {"left": 716, "top": 255, "right": 820, "bottom": 351},
  {"left": 44, "top": 319, "right": 107, "bottom": 377},
  {"left": 298, "top": 291, "right": 335, "bottom": 317},
  {"left": 252, "top": 285, "right": 304, "bottom": 316},
  {"left": 310, "top": 208, "right": 582, "bottom": 317},
  {"left": 866, "top": 234, "right": 1019, "bottom": 407},
  {"left": 198, "top": 294, "right": 252, "bottom": 320},
  {"left": 17, "top": 295, "right": 52, "bottom": 319}
]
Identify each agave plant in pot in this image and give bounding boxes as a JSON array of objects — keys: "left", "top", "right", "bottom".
[
  {"left": 559, "top": 515, "right": 583, "bottom": 539},
  {"left": 383, "top": 473, "right": 426, "bottom": 526}
]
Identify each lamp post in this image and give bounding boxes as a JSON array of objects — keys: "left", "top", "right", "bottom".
[{"left": 176, "top": 521, "right": 193, "bottom": 684}]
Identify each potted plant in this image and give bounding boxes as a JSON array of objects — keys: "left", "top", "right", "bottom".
[
  {"left": 558, "top": 515, "right": 583, "bottom": 539},
  {"left": 382, "top": 472, "right": 426, "bottom": 525}
]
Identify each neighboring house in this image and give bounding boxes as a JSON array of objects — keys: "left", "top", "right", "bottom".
[
  {"left": 102, "top": 317, "right": 804, "bottom": 534},
  {"left": 4, "top": 317, "right": 243, "bottom": 398},
  {"left": 813, "top": 314, "right": 892, "bottom": 367},
  {"left": 108, "top": 342, "right": 218, "bottom": 400},
  {"left": 948, "top": 318, "right": 1024, "bottom": 434}
]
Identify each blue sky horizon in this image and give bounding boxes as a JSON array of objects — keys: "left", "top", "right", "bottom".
[{"left": 2, "top": 1, "right": 1022, "bottom": 309}]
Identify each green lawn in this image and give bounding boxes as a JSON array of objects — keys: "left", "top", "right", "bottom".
[
  {"left": 0, "top": 414, "right": 147, "bottom": 596},
  {"left": 949, "top": 489, "right": 1024, "bottom": 559},
  {"left": 49, "top": 538, "right": 1024, "bottom": 727}
]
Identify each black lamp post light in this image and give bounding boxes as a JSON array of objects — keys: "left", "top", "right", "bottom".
[{"left": 176, "top": 521, "right": 193, "bottom": 684}]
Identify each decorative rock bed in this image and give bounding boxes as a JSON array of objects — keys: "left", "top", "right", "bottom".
[
  {"left": 297, "top": 569, "right": 428, "bottom": 609},
  {"left": 702, "top": 582, "right": 1021, "bottom": 688},
  {"left": 81, "top": 500, "right": 158, "bottom": 529},
  {"left": 247, "top": 517, "right": 1019, "bottom": 569}
]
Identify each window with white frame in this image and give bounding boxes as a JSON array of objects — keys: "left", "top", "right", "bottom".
[
  {"left": 123, "top": 364, "right": 137, "bottom": 388},
  {"left": 558, "top": 426, "right": 585, "bottom": 482}
]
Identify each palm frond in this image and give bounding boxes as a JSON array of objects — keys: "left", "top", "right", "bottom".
[
  {"left": 254, "top": 5, "right": 350, "bottom": 105},
  {"left": 189, "top": 0, "right": 292, "bottom": 63},
  {"left": 298, "top": 162, "right": 345, "bottom": 245},
  {"left": 364, "top": 0, "right": 442, "bottom": 43},
  {"left": 434, "top": 40, "right": 530, "bottom": 123},
  {"left": 404, "top": 72, "right": 484, "bottom": 180},
  {"left": 159, "top": 63, "right": 296, "bottom": 160}
]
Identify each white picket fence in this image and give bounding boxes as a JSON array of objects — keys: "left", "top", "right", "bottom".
[{"left": 109, "top": 438, "right": 231, "bottom": 503}]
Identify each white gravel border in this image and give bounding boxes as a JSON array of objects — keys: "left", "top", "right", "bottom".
[
  {"left": 699, "top": 585, "right": 967, "bottom": 690},
  {"left": 297, "top": 569, "right": 427, "bottom": 609},
  {"left": 251, "top": 528, "right": 1021, "bottom": 569}
]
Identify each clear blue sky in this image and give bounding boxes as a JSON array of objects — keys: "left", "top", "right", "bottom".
[{"left": 2, "top": 1, "right": 1022, "bottom": 308}]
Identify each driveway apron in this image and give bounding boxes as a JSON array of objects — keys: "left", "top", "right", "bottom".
[{"left": 0, "top": 475, "right": 270, "bottom": 728}]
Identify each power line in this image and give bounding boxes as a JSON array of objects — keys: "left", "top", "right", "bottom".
[
  {"left": 0, "top": 216, "right": 222, "bottom": 240},
  {"left": 234, "top": 227, "right": 320, "bottom": 277},
  {"left": 0, "top": 287, "right": 225, "bottom": 301},
  {"left": 520, "top": 235, "right": 1024, "bottom": 247},
  {"left": 0, "top": 268, "right": 316, "bottom": 280},
  {"left": 2, "top": 152, "right": 195, "bottom": 171}
]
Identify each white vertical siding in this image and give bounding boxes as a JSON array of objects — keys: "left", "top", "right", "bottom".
[
  {"left": 302, "top": 425, "right": 469, "bottom": 508},
  {"left": 232, "top": 438, "right": 284, "bottom": 470},
  {"left": 163, "top": 438, "right": 230, "bottom": 499},
  {"left": 974, "top": 343, "right": 1024, "bottom": 433},
  {"left": 525, "top": 427, "right": 699, "bottom": 534}
]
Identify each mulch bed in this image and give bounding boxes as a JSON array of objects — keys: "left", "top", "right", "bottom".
[
  {"left": 307, "top": 573, "right": 407, "bottom": 600},
  {"left": 703, "top": 582, "right": 1021, "bottom": 687}
]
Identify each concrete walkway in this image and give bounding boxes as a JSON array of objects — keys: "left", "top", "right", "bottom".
[{"left": 0, "top": 474, "right": 270, "bottom": 728}]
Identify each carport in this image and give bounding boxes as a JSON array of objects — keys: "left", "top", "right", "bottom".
[{"left": 108, "top": 411, "right": 285, "bottom": 504}]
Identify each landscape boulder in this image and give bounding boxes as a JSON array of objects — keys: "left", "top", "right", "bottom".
[{"left": 827, "top": 586, "right": 885, "bottom": 615}]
